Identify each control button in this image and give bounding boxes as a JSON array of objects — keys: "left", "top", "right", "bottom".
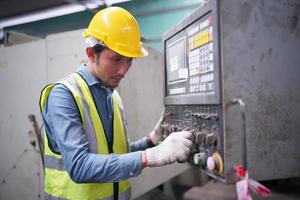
[
  {"left": 193, "top": 123, "right": 199, "bottom": 129},
  {"left": 173, "top": 126, "right": 178, "bottom": 132},
  {"left": 207, "top": 156, "right": 216, "bottom": 171},
  {"left": 211, "top": 125, "right": 216, "bottom": 131},
  {"left": 210, "top": 114, "right": 219, "bottom": 121},
  {"left": 205, "top": 133, "right": 218, "bottom": 147},
  {"left": 205, "top": 115, "right": 211, "bottom": 120}
]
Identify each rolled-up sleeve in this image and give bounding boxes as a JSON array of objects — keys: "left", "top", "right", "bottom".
[
  {"left": 130, "top": 137, "right": 152, "bottom": 152},
  {"left": 43, "top": 84, "right": 142, "bottom": 183}
]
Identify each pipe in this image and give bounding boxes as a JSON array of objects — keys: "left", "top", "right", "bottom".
[{"left": 231, "top": 98, "right": 247, "bottom": 170}]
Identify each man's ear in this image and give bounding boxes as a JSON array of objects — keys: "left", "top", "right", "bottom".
[{"left": 86, "top": 47, "right": 96, "bottom": 63}]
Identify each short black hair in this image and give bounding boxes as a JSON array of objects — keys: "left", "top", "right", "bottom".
[{"left": 93, "top": 44, "right": 106, "bottom": 58}]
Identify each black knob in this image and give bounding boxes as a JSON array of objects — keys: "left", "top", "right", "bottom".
[{"left": 205, "top": 133, "right": 218, "bottom": 147}]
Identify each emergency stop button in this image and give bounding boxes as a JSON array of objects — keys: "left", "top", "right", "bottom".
[{"left": 206, "top": 152, "right": 223, "bottom": 175}]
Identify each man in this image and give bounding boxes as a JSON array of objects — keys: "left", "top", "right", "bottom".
[{"left": 40, "top": 7, "right": 193, "bottom": 200}]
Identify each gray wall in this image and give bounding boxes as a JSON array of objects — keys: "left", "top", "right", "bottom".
[
  {"left": 0, "top": 40, "right": 47, "bottom": 199},
  {"left": 0, "top": 29, "right": 188, "bottom": 200}
]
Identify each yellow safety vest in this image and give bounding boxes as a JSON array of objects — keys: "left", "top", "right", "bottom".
[{"left": 40, "top": 73, "right": 131, "bottom": 200}]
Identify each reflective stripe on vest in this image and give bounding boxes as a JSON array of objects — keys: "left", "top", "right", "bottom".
[
  {"left": 44, "top": 188, "right": 131, "bottom": 200},
  {"left": 40, "top": 73, "right": 130, "bottom": 200}
]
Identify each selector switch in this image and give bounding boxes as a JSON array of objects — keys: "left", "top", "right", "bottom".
[
  {"left": 173, "top": 126, "right": 179, "bottom": 132},
  {"left": 205, "top": 133, "right": 218, "bottom": 147},
  {"left": 195, "top": 132, "right": 206, "bottom": 144},
  {"left": 173, "top": 126, "right": 182, "bottom": 132},
  {"left": 211, "top": 114, "right": 219, "bottom": 121},
  {"left": 193, "top": 152, "right": 207, "bottom": 168},
  {"left": 163, "top": 105, "right": 223, "bottom": 177},
  {"left": 205, "top": 115, "right": 212, "bottom": 120}
]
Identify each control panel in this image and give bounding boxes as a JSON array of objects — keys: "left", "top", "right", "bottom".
[
  {"left": 163, "top": 0, "right": 224, "bottom": 179},
  {"left": 164, "top": 8, "right": 221, "bottom": 106},
  {"left": 162, "top": 105, "right": 224, "bottom": 178},
  {"left": 162, "top": 0, "right": 300, "bottom": 182}
]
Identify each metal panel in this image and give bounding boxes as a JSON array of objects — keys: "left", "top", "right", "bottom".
[
  {"left": 0, "top": 40, "right": 47, "bottom": 199},
  {"left": 162, "top": 0, "right": 300, "bottom": 183},
  {"left": 221, "top": 0, "right": 300, "bottom": 182}
]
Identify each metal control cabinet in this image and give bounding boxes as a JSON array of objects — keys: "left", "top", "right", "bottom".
[{"left": 163, "top": 0, "right": 300, "bottom": 183}]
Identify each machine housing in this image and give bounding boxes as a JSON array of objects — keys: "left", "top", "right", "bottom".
[{"left": 162, "top": 0, "right": 300, "bottom": 183}]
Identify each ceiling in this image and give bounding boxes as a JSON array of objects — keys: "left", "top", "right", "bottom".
[
  {"left": 0, "top": 0, "right": 130, "bottom": 29},
  {"left": 0, "top": 0, "right": 70, "bottom": 20}
]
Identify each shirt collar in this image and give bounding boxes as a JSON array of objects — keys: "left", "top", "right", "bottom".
[{"left": 77, "top": 64, "right": 114, "bottom": 92}]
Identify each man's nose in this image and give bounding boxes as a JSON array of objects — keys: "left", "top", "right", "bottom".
[{"left": 117, "top": 63, "right": 130, "bottom": 76}]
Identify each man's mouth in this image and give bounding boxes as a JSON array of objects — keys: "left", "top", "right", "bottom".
[{"left": 111, "top": 76, "right": 123, "bottom": 81}]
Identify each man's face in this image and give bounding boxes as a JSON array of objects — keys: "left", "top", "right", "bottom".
[{"left": 93, "top": 48, "right": 133, "bottom": 88}]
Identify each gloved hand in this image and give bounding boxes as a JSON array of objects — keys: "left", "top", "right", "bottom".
[
  {"left": 149, "top": 110, "right": 170, "bottom": 145},
  {"left": 144, "top": 131, "right": 193, "bottom": 167}
]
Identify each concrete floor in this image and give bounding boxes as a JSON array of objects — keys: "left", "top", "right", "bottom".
[
  {"left": 135, "top": 178, "right": 300, "bottom": 200},
  {"left": 183, "top": 179, "right": 300, "bottom": 200}
]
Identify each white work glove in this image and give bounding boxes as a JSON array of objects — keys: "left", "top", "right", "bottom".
[
  {"left": 144, "top": 131, "right": 193, "bottom": 167},
  {"left": 149, "top": 110, "right": 170, "bottom": 145}
]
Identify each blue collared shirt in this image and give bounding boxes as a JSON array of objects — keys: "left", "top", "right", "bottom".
[{"left": 42, "top": 64, "right": 150, "bottom": 183}]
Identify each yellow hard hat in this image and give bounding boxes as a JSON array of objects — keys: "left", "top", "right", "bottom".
[{"left": 82, "top": 7, "right": 148, "bottom": 58}]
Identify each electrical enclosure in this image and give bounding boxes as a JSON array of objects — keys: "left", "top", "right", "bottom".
[{"left": 163, "top": 0, "right": 300, "bottom": 183}]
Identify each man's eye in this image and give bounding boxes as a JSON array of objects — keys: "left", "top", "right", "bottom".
[{"left": 112, "top": 58, "right": 120, "bottom": 62}]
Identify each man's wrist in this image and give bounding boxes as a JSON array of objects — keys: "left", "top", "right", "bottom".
[{"left": 141, "top": 151, "right": 148, "bottom": 169}]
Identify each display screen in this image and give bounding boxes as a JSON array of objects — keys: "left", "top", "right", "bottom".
[
  {"left": 165, "top": 13, "right": 218, "bottom": 102},
  {"left": 166, "top": 37, "right": 188, "bottom": 95}
]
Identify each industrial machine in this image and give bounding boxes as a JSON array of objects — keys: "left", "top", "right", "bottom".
[{"left": 162, "top": 0, "right": 300, "bottom": 183}]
